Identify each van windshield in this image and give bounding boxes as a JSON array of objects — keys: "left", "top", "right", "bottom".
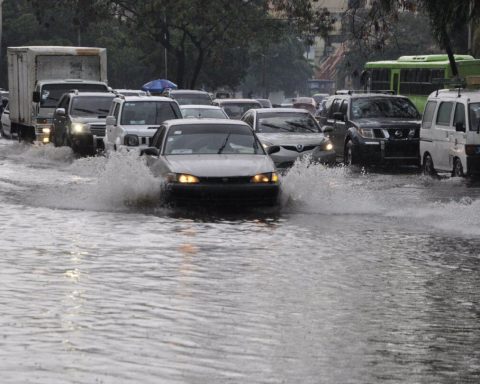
[{"left": 40, "top": 83, "right": 108, "bottom": 108}]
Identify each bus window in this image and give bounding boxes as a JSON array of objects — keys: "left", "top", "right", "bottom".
[
  {"left": 371, "top": 68, "right": 390, "bottom": 91},
  {"left": 422, "top": 101, "right": 437, "bottom": 129}
]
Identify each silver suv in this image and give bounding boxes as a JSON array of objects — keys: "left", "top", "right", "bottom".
[{"left": 104, "top": 95, "right": 182, "bottom": 153}]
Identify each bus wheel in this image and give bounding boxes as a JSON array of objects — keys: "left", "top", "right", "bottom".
[
  {"left": 452, "top": 158, "right": 464, "bottom": 177},
  {"left": 423, "top": 153, "right": 437, "bottom": 177}
]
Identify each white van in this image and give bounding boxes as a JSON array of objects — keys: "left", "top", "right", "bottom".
[{"left": 420, "top": 89, "right": 480, "bottom": 177}]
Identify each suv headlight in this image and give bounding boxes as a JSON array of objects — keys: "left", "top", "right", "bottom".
[
  {"left": 359, "top": 128, "right": 374, "bottom": 138},
  {"left": 124, "top": 134, "right": 139, "bottom": 146},
  {"left": 322, "top": 140, "right": 333, "bottom": 151},
  {"left": 71, "top": 123, "right": 89, "bottom": 134}
]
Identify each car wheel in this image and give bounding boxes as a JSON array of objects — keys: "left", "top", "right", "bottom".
[
  {"left": 423, "top": 153, "right": 437, "bottom": 177},
  {"left": 344, "top": 139, "right": 356, "bottom": 165},
  {"left": 452, "top": 158, "right": 464, "bottom": 177}
]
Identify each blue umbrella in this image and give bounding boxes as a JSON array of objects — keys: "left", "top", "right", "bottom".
[{"left": 141, "top": 79, "right": 178, "bottom": 93}]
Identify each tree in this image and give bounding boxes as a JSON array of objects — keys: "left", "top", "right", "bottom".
[{"left": 345, "top": 0, "right": 480, "bottom": 79}]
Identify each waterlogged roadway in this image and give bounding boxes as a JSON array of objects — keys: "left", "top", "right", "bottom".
[{"left": 1, "top": 139, "right": 480, "bottom": 383}]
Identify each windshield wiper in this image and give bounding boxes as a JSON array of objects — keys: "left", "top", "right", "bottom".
[
  {"left": 217, "top": 133, "right": 231, "bottom": 154},
  {"left": 73, "top": 107, "right": 98, "bottom": 114},
  {"left": 285, "top": 121, "right": 317, "bottom": 132},
  {"left": 260, "top": 122, "right": 291, "bottom": 132}
]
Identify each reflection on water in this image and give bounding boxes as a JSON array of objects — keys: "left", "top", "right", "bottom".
[{"left": 0, "top": 140, "right": 480, "bottom": 383}]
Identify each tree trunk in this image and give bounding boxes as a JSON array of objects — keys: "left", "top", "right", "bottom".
[
  {"left": 442, "top": 30, "right": 459, "bottom": 78},
  {"left": 175, "top": 50, "right": 186, "bottom": 88},
  {"left": 189, "top": 49, "right": 204, "bottom": 89}
]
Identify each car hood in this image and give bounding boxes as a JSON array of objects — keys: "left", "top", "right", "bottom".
[
  {"left": 256, "top": 132, "right": 327, "bottom": 146},
  {"left": 71, "top": 117, "right": 107, "bottom": 125},
  {"left": 164, "top": 154, "right": 275, "bottom": 177},
  {"left": 121, "top": 125, "right": 159, "bottom": 136},
  {"left": 353, "top": 118, "right": 421, "bottom": 128}
]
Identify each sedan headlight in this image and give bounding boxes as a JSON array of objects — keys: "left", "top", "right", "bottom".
[
  {"left": 71, "top": 123, "right": 89, "bottom": 134},
  {"left": 261, "top": 142, "right": 273, "bottom": 149},
  {"left": 166, "top": 173, "right": 200, "bottom": 184},
  {"left": 251, "top": 172, "right": 279, "bottom": 184},
  {"left": 124, "top": 134, "right": 139, "bottom": 146},
  {"left": 359, "top": 128, "right": 374, "bottom": 138}
]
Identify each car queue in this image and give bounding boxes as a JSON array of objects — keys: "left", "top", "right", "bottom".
[{"left": 3, "top": 77, "right": 480, "bottom": 206}]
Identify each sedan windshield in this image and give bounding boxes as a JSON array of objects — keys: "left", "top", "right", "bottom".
[
  {"left": 181, "top": 107, "right": 227, "bottom": 119},
  {"left": 351, "top": 97, "right": 419, "bottom": 119},
  {"left": 221, "top": 103, "right": 262, "bottom": 119},
  {"left": 256, "top": 113, "right": 320, "bottom": 133},
  {"left": 164, "top": 125, "right": 262, "bottom": 155},
  {"left": 172, "top": 94, "right": 212, "bottom": 105},
  {"left": 70, "top": 96, "right": 114, "bottom": 117},
  {"left": 121, "top": 101, "right": 179, "bottom": 125}
]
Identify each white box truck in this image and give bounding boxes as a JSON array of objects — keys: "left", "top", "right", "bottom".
[{"left": 7, "top": 46, "right": 109, "bottom": 142}]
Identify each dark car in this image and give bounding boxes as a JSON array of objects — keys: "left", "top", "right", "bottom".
[
  {"left": 52, "top": 91, "right": 115, "bottom": 155},
  {"left": 141, "top": 119, "right": 280, "bottom": 206},
  {"left": 318, "top": 92, "right": 421, "bottom": 166},
  {"left": 167, "top": 90, "right": 213, "bottom": 105}
]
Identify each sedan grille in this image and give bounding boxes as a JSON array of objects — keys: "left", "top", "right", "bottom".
[
  {"left": 282, "top": 145, "right": 316, "bottom": 152},
  {"left": 90, "top": 124, "right": 106, "bottom": 137},
  {"left": 198, "top": 176, "right": 251, "bottom": 184}
]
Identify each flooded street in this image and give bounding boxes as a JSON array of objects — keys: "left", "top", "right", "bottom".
[{"left": 1, "top": 139, "right": 480, "bottom": 383}]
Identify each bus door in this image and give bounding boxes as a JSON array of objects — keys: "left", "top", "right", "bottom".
[{"left": 391, "top": 69, "right": 400, "bottom": 94}]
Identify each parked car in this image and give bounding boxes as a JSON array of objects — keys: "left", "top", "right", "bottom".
[
  {"left": 420, "top": 89, "right": 480, "bottom": 177},
  {"left": 214, "top": 98, "right": 263, "bottom": 120},
  {"left": 104, "top": 95, "right": 182, "bottom": 153},
  {"left": 241, "top": 108, "right": 335, "bottom": 170},
  {"left": 141, "top": 119, "right": 280, "bottom": 206},
  {"left": 180, "top": 104, "right": 229, "bottom": 119},
  {"left": 167, "top": 90, "right": 213, "bottom": 105},
  {"left": 256, "top": 98, "right": 273, "bottom": 108},
  {"left": 52, "top": 91, "right": 115, "bottom": 155},
  {"left": 319, "top": 92, "right": 421, "bottom": 166},
  {"left": 1, "top": 102, "right": 11, "bottom": 139}
]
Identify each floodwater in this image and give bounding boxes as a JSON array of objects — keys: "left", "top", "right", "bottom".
[{"left": 1, "top": 139, "right": 480, "bottom": 383}]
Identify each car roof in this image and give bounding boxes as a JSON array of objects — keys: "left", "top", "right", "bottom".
[
  {"left": 39, "top": 79, "right": 108, "bottom": 86},
  {"left": 214, "top": 98, "right": 262, "bottom": 104},
  {"left": 330, "top": 93, "right": 408, "bottom": 99},
  {"left": 428, "top": 89, "right": 480, "bottom": 101},
  {"left": 179, "top": 104, "right": 223, "bottom": 109},
  {"left": 163, "top": 118, "right": 248, "bottom": 127},
  {"left": 170, "top": 89, "right": 210, "bottom": 95},
  {"left": 71, "top": 92, "right": 115, "bottom": 97},
  {"left": 254, "top": 107, "right": 310, "bottom": 114},
  {"left": 113, "top": 95, "right": 174, "bottom": 102}
]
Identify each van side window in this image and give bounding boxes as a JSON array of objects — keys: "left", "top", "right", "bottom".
[
  {"left": 422, "top": 101, "right": 437, "bottom": 129},
  {"left": 453, "top": 103, "right": 466, "bottom": 128},
  {"left": 436, "top": 102, "right": 453, "bottom": 126}
]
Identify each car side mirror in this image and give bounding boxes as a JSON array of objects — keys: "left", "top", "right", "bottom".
[
  {"left": 33, "top": 91, "right": 41, "bottom": 103},
  {"left": 333, "top": 112, "right": 345, "bottom": 121},
  {"left": 106, "top": 116, "right": 116, "bottom": 126},
  {"left": 322, "top": 126, "right": 334, "bottom": 133},
  {"left": 266, "top": 145, "right": 280, "bottom": 155},
  {"left": 55, "top": 108, "right": 65, "bottom": 116},
  {"left": 140, "top": 147, "right": 160, "bottom": 157},
  {"left": 455, "top": 121, "right": 466, "bottom": 132}
]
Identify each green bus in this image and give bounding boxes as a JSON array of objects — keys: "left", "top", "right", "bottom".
[{"left": 363, "top": 54, "right": 480, "bottom": 112}]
